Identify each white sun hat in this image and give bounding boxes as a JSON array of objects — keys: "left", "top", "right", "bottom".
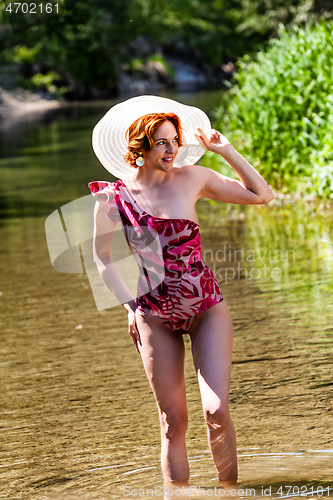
[{"left": 92, "top": 95, "right": 211, "bottom": 179}]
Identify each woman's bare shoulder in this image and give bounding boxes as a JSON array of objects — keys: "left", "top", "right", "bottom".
[
  {"left": 177, "top": 164, "right": 210, "bottom": 195},
  {"left": 179, "top": 164, "right": 207, "bottom": 176}
]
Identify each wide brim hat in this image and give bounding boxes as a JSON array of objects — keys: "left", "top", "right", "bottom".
[{"left": 92, "top": 95, "right": 211, "bottom": 179}]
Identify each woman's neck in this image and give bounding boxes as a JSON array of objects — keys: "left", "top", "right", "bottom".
[{"left": 134, "top": 165, "right": 175, "bottom": 189}]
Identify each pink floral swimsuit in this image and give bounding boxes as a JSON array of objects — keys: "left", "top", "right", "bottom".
[{"left": 89, "top": 179, "right": 223, "bottom": 335}]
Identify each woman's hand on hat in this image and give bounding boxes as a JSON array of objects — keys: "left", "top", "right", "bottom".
[
  {"left": 128, "top": 309, "right": 142, "bottom": 354},
  {"left": 195, "top": 128, "right": 231, "bottom": 155}
]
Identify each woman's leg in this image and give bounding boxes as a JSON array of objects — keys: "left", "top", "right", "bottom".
[
  {"left": 135, "top": 311, "right": 190, "bottom": 484},
  {"left": 188, "top": 299, "right": 238, "bottom": 481}
]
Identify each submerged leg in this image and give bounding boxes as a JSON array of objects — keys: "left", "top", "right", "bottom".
[
  {"left": 136, "top": 311, "right": 189, "bottom": 483},
  {"left": 189, "top": 300, "right": 238, "bottom": 481}
]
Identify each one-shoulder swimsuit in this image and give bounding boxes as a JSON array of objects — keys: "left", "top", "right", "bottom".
[{"left": 89, "top": 179, "right": 223, "bottom": 335}]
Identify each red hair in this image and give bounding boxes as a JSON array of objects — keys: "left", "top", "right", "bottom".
[{"left": 124, "top": 113, "right": 183, "bottom": 168}]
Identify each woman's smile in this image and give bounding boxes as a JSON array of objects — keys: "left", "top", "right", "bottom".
[{"left": 162, "top": 156, "right": 174, "bottom": 163}]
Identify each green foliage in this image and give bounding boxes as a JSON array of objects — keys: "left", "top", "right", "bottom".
[
  {"left": 1, "top": 0, "right": 333, "bottom": 97},
  {"left": 126, "top": 54, "right": 174, "bottom": 79},
  {"left": 214, "top": 20, "right": 333, "bottom": 199},
  {"left": 11, "top": 44, "right": 42, "bottom": 64},
  {"left": 0, "top": 1, "right": 130, "bottom": 96},
  {"left": 30, "top": 71, "right": 69, "bottom": 97},
  {"left": 148, "top": 54, "right": 175, "bottom": 78}
]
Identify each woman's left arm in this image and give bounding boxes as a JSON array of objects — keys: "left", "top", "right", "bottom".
[{"left": 195, "top": 128, "right": 274, "bottom": 205}]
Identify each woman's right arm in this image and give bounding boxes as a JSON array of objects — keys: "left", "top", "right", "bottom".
[{"left": 93, "top": 195, "right": 142, "bottom": 352}]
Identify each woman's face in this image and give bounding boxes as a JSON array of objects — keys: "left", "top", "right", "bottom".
[{"left": 144, "top": 120, "right": 179, "bottom": 172}]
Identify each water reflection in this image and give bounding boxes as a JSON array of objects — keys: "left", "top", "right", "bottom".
[{"left": 0, "top": 97, "right": 332, "bottom": 499}]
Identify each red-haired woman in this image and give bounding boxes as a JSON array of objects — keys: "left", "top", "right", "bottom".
[{"left": 89, "top": 96, "right": 274, "bottom": 489}]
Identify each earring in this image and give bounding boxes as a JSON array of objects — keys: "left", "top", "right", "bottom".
[{"left": 136, "top": 153, "right": 145, "bottom": 167}]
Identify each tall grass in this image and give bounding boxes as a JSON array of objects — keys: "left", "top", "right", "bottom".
[{"left": 214, "top": 20, "right": 333, "bottom": 200}]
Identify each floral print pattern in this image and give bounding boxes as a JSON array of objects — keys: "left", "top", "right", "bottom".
[{"left": 89, "top": 179, "right": 223, "bottom": 334}]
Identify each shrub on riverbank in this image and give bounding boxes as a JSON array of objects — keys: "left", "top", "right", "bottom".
[{"left": 214, "top": 20, "right": 333, "bottom": 200}]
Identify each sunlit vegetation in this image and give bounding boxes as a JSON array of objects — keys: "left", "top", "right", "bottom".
[{"left": 214, "top": 21, "right": 333, "bottom": 200}]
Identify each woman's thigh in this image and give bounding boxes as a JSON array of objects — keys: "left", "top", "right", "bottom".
[
  {"left": 188, "top": 299, "right": 234, "bottom": 411},
  {"left": 135, "top": 311, "right": 187, "bottom": 415}
]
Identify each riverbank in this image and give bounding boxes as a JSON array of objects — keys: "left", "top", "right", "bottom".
[{"left": 0, "top": 86, "right": 62, "bottom": 116}]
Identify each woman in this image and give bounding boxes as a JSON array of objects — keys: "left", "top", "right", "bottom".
[{"left": 89, "top": 95, "right": 274, "bottom": 488}]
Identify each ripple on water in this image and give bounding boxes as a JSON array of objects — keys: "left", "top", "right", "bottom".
[{"left": 82, "top": 448, "right": 332, "bottom": 499}]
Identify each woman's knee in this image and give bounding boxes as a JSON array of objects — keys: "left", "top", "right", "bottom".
[
  {"left": 160, "top": 407, "right": 188, "bottom": 440},
  {"left": 204, "top": 404, "right": 230, "bottom": 431}
]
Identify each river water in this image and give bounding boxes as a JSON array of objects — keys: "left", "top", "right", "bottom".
[{"left": 0, "top": 91, "right": 332, "bottom": 499}]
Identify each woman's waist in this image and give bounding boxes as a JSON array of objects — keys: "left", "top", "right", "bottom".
[
  {"left": 136, "top": 262, "right": 222, "bottom": 301},
  {"left": 138, "top": 260, "right": 214, "bottom": 281}
]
